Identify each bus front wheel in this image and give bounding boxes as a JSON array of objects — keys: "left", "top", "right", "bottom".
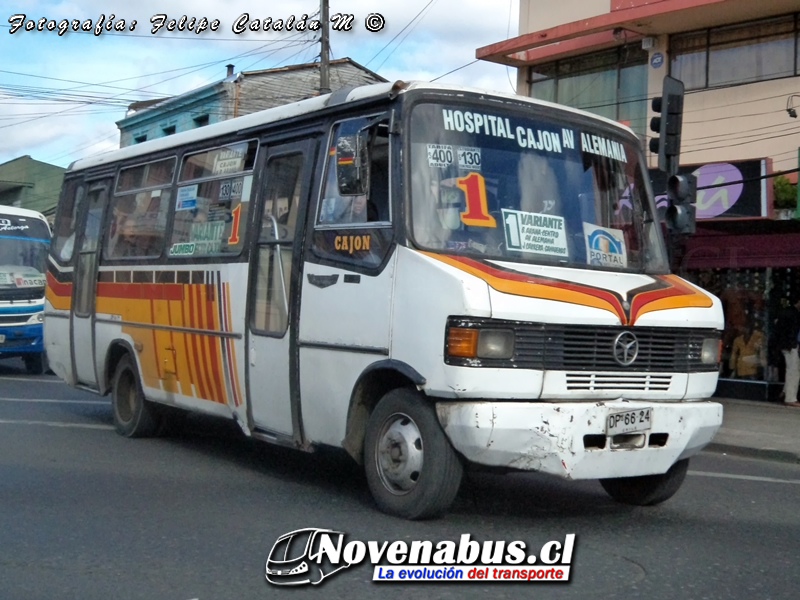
[
  {"left": 600, "top": 458, "right": 689, "bottom": 506},
  {"left": 112, "top": 354, "right": 160, "bottom": 438},
  {"left": 364, "top": 388, "right": 463, "bottom": 520}
]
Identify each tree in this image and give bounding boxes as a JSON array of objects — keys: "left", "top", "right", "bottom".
[{"left": 773, "top": 175, "right": 797, "bottom": 210}]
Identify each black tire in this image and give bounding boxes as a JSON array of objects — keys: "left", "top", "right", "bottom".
[
  {"left": 364, "top": 388, "right": 463, "bottom": 520},
  {"left": 23, "top": 353, "right": 46, "bottom": 375},
  {"left": 111, "top": 354, "right": 160, "bottom": 438},
  {"left": 600, "top": 458, "right": 690, "bottom": 506}
]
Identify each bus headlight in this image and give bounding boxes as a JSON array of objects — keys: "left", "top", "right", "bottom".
[
  {"left": 447, "top": 327, "right": 514, "bottom": 360},
  {"left": 701, "top": 338, "right": 721, "bottom": 364},
  {"left": 477, "top": 329, "right": 515, "bottom": 359},
  {"left": 27, "top": 313, "right": 44, "bottom": 324}
]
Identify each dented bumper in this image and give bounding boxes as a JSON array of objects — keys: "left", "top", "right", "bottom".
[{"left": 436, "top": 400, "right": 722, "bottom": 480}]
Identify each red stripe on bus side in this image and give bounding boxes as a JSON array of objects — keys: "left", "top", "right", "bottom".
[
  {"left": 95, "top": 282, "right": 183, "bottom": 300},
  {"left": 46, "top": 271, "right": 72, "bottom": 296}
]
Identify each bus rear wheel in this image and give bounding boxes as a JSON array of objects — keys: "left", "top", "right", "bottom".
[
  {"left": 600, "top": 458, "right": 689, "bottom": 506},
  {"left": 112, "top": 354, "right": 160, "bottom": 438},
  {"left": 364, "top": 388, "right": 463, "bottom": 520}
]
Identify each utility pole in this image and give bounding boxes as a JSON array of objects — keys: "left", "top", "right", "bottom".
[{"left": 320, "top": 0, "right": 330, "bottom": 94}]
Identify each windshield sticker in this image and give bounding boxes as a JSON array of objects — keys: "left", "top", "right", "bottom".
[
  {"left": 501, "top": 209, "right": 568, "bottom": 257},
  {"left": 514, "top": 128, "right": 565, "bottom": 153},
  {"left": 583, "top": 223, "right": 628, "bottom": 268},
  {"left": 189, "top": 220, "right": 225, "bottom": 254},
  {"left": 427, "top": 144, "right": 453, "bottom": 168},
  {"left": 0, "top": 218, "right": 30, "bottom": 233},
  {"left": 14, "top": 274, "right": 46, "bottom": 288},
  {"left": 581, "top": 133, "right": 628, "bottom": 163},
  {"left": 219, "top": 177, "right": 244, "bottom": 203},
  {"left": 212, "top": 144, "right": 247, "bottom": 175},
  {"left": 457, "top": 147, "right": 481, "bottom": 171},
  {"left": 0, "top": 272, "right": 10, "bottom": 285},
  {"left": 441, "top": 109, "right": 573, "bottom": 154},
  {"left": 176, "top": 185, "right": 198, "bottom": 211},
  {"left": 169, "top": 242, "right": 195, "bottom": 257}
]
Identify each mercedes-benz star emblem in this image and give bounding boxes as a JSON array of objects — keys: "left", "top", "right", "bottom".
[{"left": 613, "top": 331, "right": 639, "bottom": 366}]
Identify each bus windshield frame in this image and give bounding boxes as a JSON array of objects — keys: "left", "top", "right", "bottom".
[{"left": 406, "top": 100, "right": 669, "bottom": 275}]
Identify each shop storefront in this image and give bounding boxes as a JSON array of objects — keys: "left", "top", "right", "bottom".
[{"left": 659, "top": 158, "right": 800, "bottom": 401}]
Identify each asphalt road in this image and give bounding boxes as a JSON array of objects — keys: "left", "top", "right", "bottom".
[{"left": 1, "top": 357, "right": 799, "bottom": 600}]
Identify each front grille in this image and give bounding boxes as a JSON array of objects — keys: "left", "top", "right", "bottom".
[
  {"left": 446, "top": 318, "right": 718, "bottom": 373},
  {"left": 0, "top": 313, "right": 34, "bottom": 325},
  {"left": 0, "top": 288, "right": 44, "bottom": 301},
  {"left": 565, "top": 373, "right": 673, "bottom": 391}
]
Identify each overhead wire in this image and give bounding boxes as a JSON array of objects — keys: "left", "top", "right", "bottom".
[
  {"left": 363, "top": 0, "right": 438, "bottom": 69},
  {"left": 0, "top": 35, "right": 315, "bottom": 131},
  {"left": 372, "top": 1, "right": 440, "bottom": 73}
]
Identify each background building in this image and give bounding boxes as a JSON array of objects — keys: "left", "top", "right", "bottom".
[
  {"left": 478, "top": 0, "right": 800, "bottom": 400},
  {"left": 0, "top": 155, "right": 65, "bottom": 219},
  {"left": 117, "top": 58, "right": 386, "bottom": 147}
]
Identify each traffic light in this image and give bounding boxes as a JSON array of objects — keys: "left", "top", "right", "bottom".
[
  {"left": 664, "top": 173, "right": 696, "bottom": 234},
  {"left": 649, "top": 76, "right": 685, "bottom": 176}
]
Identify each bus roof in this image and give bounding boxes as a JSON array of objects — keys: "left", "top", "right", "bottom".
[
  {"left": 0, "top": 204, "right": 49, "bottom": 222},
  {"left": 68, "top": 81, "right": 636, "bottom": 174}
]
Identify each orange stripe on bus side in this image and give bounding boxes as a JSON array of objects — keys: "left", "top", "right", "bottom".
[
  {"left": 45, "top": 286, "right": 71, "bottom": 310},
  {"left": 196, "top": 284, "right": 219, "bottom": 403},
  {"left": 181, "top": 285, "right": 199, "bottom": 398},
  {"left": 188, "top": 285, "right": 209, "bottom": 400},
  {"left": 225, "top": 283, "right": 244, "bottom": 407},
  {"left": 206, "top": 283, "right": 226, "bottom": 404}
]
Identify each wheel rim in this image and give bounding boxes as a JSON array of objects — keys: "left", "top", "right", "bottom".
[
  {"left": 374, "top": 412, "right": 423, "bottom": 496},
  {"left": 116, "top": 370, "right": 136, "bottom": 424}
]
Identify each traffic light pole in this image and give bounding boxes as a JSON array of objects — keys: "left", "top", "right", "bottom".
[{"left": 649, "top": 76, "right": 695, "bottom": 271}]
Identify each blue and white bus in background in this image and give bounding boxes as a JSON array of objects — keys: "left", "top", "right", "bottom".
[{"left": 0, "top": 205, "right": 51, "bottom": 373}]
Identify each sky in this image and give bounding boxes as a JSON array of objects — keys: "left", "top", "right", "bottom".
[{"left": 0, "top": 0, "right": 520, "bottom": 169}]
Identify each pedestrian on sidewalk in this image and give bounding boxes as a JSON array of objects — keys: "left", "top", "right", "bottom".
[
  {"left": 729, "top": 321, "right": 765, "bottom": 380},
  {"left": 774, "top": 297, "right": 800, "bottom": 407}
]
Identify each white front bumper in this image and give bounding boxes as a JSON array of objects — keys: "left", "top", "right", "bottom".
[{"left": 436, "top": 400, "right": 722, "bottom": 480}]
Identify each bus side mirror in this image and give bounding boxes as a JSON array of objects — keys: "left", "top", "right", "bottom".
[{"left": 336, "top": 130, "right": 371, "bottom": 196}]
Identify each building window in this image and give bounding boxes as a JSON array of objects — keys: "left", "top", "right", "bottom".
[
  {"left": 528, "top": 47, "right": 649, "bottom": 142},
  {"left": 671, "top": 14, "right": 799, "bottom": 90},
  {"left": 133, "top": 134, "right": 147, "bottom": 144},
  {"left": 193, "top": 114, "right": 209, "bottom": 128},
  {"left": 162, "top": 125, "right": 176, "bottom": 136}
]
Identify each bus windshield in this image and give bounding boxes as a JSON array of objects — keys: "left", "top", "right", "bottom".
[
  {"left": 409, "top": 102, "right": 669, "bottom": 273},
  {"left": 0, "top": 215, "right": 50, "bottom": 290}
]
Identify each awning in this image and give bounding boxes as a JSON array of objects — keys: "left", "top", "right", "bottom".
[
  {"left": 684, "top": 231, "right": 800, "bottom": 269},
  {"left": 477, "top": 0, "right": 799, "bottom": 67}
]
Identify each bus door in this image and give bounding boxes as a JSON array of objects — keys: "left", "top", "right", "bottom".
[
  {"left": 71, "top": 178, "right": 110, "bottom": 387},
  {"left": 296, "top": 116, "right": 396, "bottom": 447},
  {"left": 247, "top": 140, "right": 317, "bottom": 440}
]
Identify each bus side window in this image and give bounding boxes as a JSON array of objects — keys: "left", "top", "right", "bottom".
[
  {"left": 316, "top": 120, "right": 390, "bottom": 226},
  {"left": 105, "top": 190, "right": 171, "bottom": 259},
  {"left": 53, "top": 180, "right": 85, "bottom": 263}
]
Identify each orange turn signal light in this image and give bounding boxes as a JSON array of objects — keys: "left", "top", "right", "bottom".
[{"left": 447, "top": 327, "right": 478, "bottom": 358}]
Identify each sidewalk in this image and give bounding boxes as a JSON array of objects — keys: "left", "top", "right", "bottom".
[{"left": 706, "top": 397, "right": 800, "bottom": 463}]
